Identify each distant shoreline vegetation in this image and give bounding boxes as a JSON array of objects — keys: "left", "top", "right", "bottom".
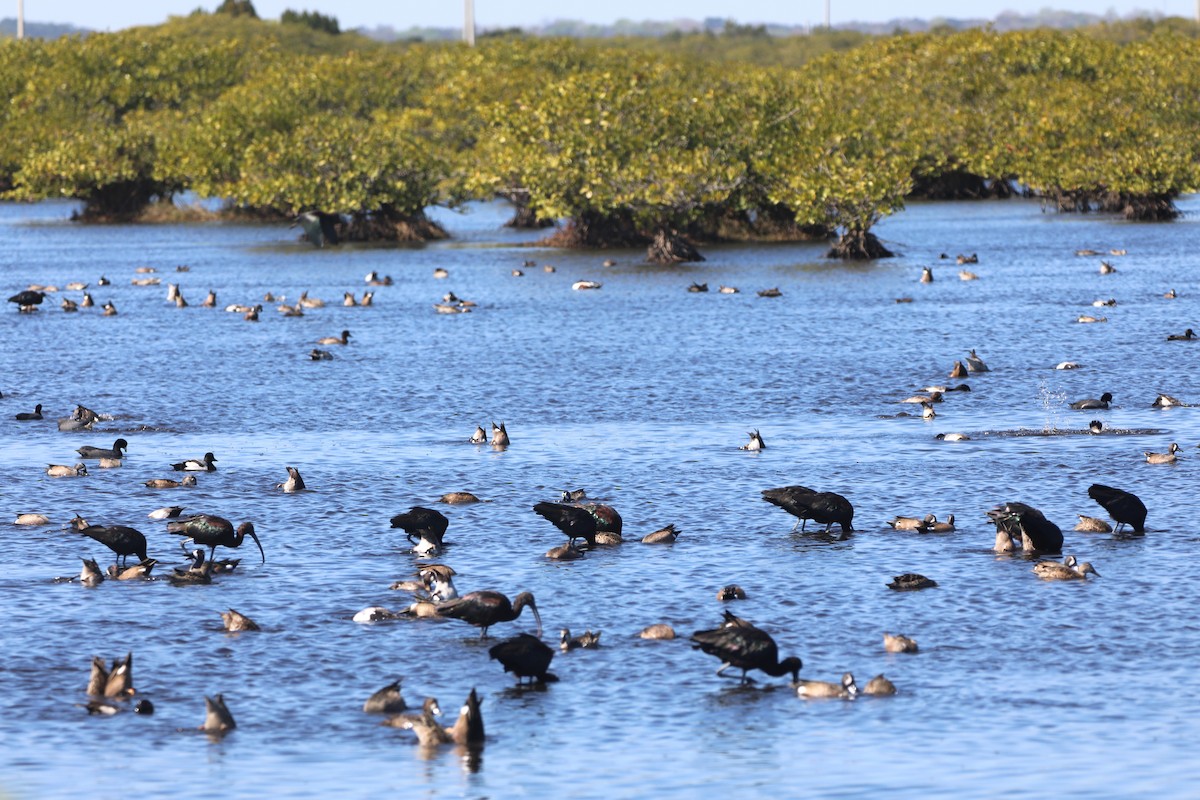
[{"left": 1, "top": 4, "right": 1197, "bottom": 261}]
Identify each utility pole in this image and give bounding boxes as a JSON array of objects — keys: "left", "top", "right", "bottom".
[
  {"left": 17, "top": 0, "right": 24, "bottom": 39},
  {"left": 464, "top": 0, "right": 475, "bottom": 46},
  {"left": 824, "top": 0, "right": 830, "bottom": 29}
]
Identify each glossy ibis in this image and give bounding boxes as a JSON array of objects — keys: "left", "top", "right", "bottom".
[
  {"left": 533, "top": 502, "right": 597, "bottom": 548},
  {"left": 1087, "top": 483, "right": 1147, "bottom": 534},
  {"left": 167, "top": 514, "right": 264, "bottom": 564},
  {"left": 80, "top": 525, "right": 148, "bottom": 568},
  {"left": 171, "top": 452, "right": 217, "bottom": 471},
  {"left": 583, "top": 503, "right": 623, "bottom": 544},
  {"left": 436, "top": 590, "right": 541, "bottom": 639},
  {"left": 293, "top": 210, "right": 340, "bottom": 247},
  {"left": 489, "top": 633, "right": 558, "bottom": 684},
  {"left": 389, "top": 506, "right": 448, "bottom": 556},
  {"left": 9, "top": 289, "right": 45, "bottom": 307},
  {"left": 761, "top": 486, "right": 855, "bottom": 532},
  {"left": 15, "top": 403, "right": 42, "bottom": 420},
  {"left": 987, "top": 502, "right": 1063, "bottom": 553},
  {"left": 796, "top": 672, "right": 857, "bottom": 699},
  {"left": 76, "top": 438, "right": 128, "bottom": 460},
  {"left": 690, "top": 610, "right": 802, "bottom": 685}
]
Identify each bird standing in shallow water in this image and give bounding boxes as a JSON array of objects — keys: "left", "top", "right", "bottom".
[
  {"left": 1087, "top": 484, "right": 1146, "bottom": 534},
  {"left": 80, "top": 525, "right": 147, "bottom": 569},
  {"left": 761, "top": 486, "right": 854, "bottom": 533},
  {"left": 167, "top": 514, "right": 264, "bottom": 564},
  {"left": 987, "top": 502, "right": 1063, "bottom": 553},
  {"left": 490, "top": 633, "right": 558, "bottom": 684},
  {"left": 533, "top": 502, "right": 598, "bottom": 549},
  {"left": 390, "top": 506, "right": 449, "bottom": 556},
  {"left": 690, "top": 610, "right": 802, "bottom": 685},
  {"left": 436, "top": 590, "right": 541, "bottom": 639}
]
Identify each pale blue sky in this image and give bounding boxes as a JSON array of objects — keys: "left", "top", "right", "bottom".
[{"left": 18, "top": 1, "right": 1194, "bottom": 32}]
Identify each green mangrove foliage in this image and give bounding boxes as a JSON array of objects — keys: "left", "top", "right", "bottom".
[{"left": 2, "top": 17, "right": 1199, "bottom": 256}]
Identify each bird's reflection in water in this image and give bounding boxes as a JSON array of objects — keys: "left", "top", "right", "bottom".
[{"left": 414, "top": 743, "right": 484, "bottom": 774}]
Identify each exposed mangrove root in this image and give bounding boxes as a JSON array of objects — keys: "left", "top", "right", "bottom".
[
  {"left": 339, "top": 208, "right": 448, "bottom": 242},
  {"left": 826, "top": 229, "right": 895, "bottom": 260},
  {"left": 1042, "top": 189, "right": 1179, "bottom": 221},
  {"left": 538, "top": 211, "right": 647, "bottom": 249},
  {"left": 647, "top": 228, "right": 705, "bottom": 264}
]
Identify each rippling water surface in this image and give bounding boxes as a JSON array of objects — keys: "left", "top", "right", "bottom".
[{"left": 2, "top": 197, "right": 1200, "bottom": 798}]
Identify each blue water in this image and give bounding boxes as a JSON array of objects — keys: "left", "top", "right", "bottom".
[{"left": 2, "top": 196, "right": 1199, "bottom": 798}]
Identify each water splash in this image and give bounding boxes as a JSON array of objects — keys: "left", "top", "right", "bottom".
[{"left": 1037, "top": 381, "right": 1068, "bottom": 433}]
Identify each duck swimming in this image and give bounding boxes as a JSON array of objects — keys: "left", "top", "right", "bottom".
[
  {"left": 15, "top": 403, "right": 43, "bottom": 420},
  {"left": 883, "top": 633, "right": 918, "bottom": 653},
  {"left": 740, "top": 429, "right": 766, "bottom": 451},
  {"left": 1144, "top": 443, "right": 1180, "bottom": 464},
  {"left": 277, "top": 466, "right": 306, "bottom": 493},
  {"left": 144, "top": 475, "right": 197, "bottom": 488},
  {"left": 316, "top": 330, "right": 350, "bottom": 345},
  {"left": 887, "top": 513, "right": 936, "bottom": 531},
  {"left": 796, "top": 672, "right": 857, "bottom": 699},
  {"left": 171, "top": 452, "right": 217, "bottom": 472},
  {"left": 1033, "top": 555, "right": 1100, "bottom": 580},
  {"left": 1069, "top": 392, "right": 1112, "bottom": 410},
  {"left": 642, "top": 523, "right": 680, "bottom": 544},
  {"left": 76, "top": 438, "right": 128, "bottom": 460},
  {"left": 887, "top": 573, "right": 937, "bottom": 590},
  {"left": 1166, "top": 328, "right": 1196, "bottom": 341},
  {"left": 46, "top": 463, "right": 88, "bottom": 477}
]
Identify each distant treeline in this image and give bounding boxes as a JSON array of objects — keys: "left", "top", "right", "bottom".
[{"left": 2, "top": 12, "right": 1198, "bottom": 260}]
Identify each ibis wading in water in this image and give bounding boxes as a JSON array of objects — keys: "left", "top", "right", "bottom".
[
  {"left": 436, "top": 590, "right": 541, "bottom": 639},
  {"left": 691, "top": 610, "right": 802, "bottom": 685},
  {"left": 80, "top": 525, "right": 148, "bottom": 569},
  {"left": 167, "top": 514, "right": 264, "bottom": 564}
]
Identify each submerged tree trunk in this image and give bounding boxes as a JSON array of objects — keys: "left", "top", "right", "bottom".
[
  {"left": 646, "top": 228, "right": 705, "bottom": 264},
  {"left": 74, "top": 180, "right": 171, "bottom": 222},
  {"left": 826, "top": 228, "right": 895, "bottom": 260},
  {"left": 501, "top": 190, "right": 554, "bottom": 229},
  {"left": 339, "top": 205, "right": 448, "bottom": 242},
  {"left": 539, "top": 211, "right": 647, "bottom": 248}
]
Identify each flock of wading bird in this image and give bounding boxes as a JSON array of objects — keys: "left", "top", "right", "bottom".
[{"left": 2, "top": 246, "right": 1175, "bottom": 748}]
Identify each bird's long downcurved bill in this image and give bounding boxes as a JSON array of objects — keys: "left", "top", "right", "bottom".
[
  {"left": 247, "top": 529, "right": 266, "bottom": 564},
  {"left": 529, "top": 600, "right": 542, "bottom": 639}
]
